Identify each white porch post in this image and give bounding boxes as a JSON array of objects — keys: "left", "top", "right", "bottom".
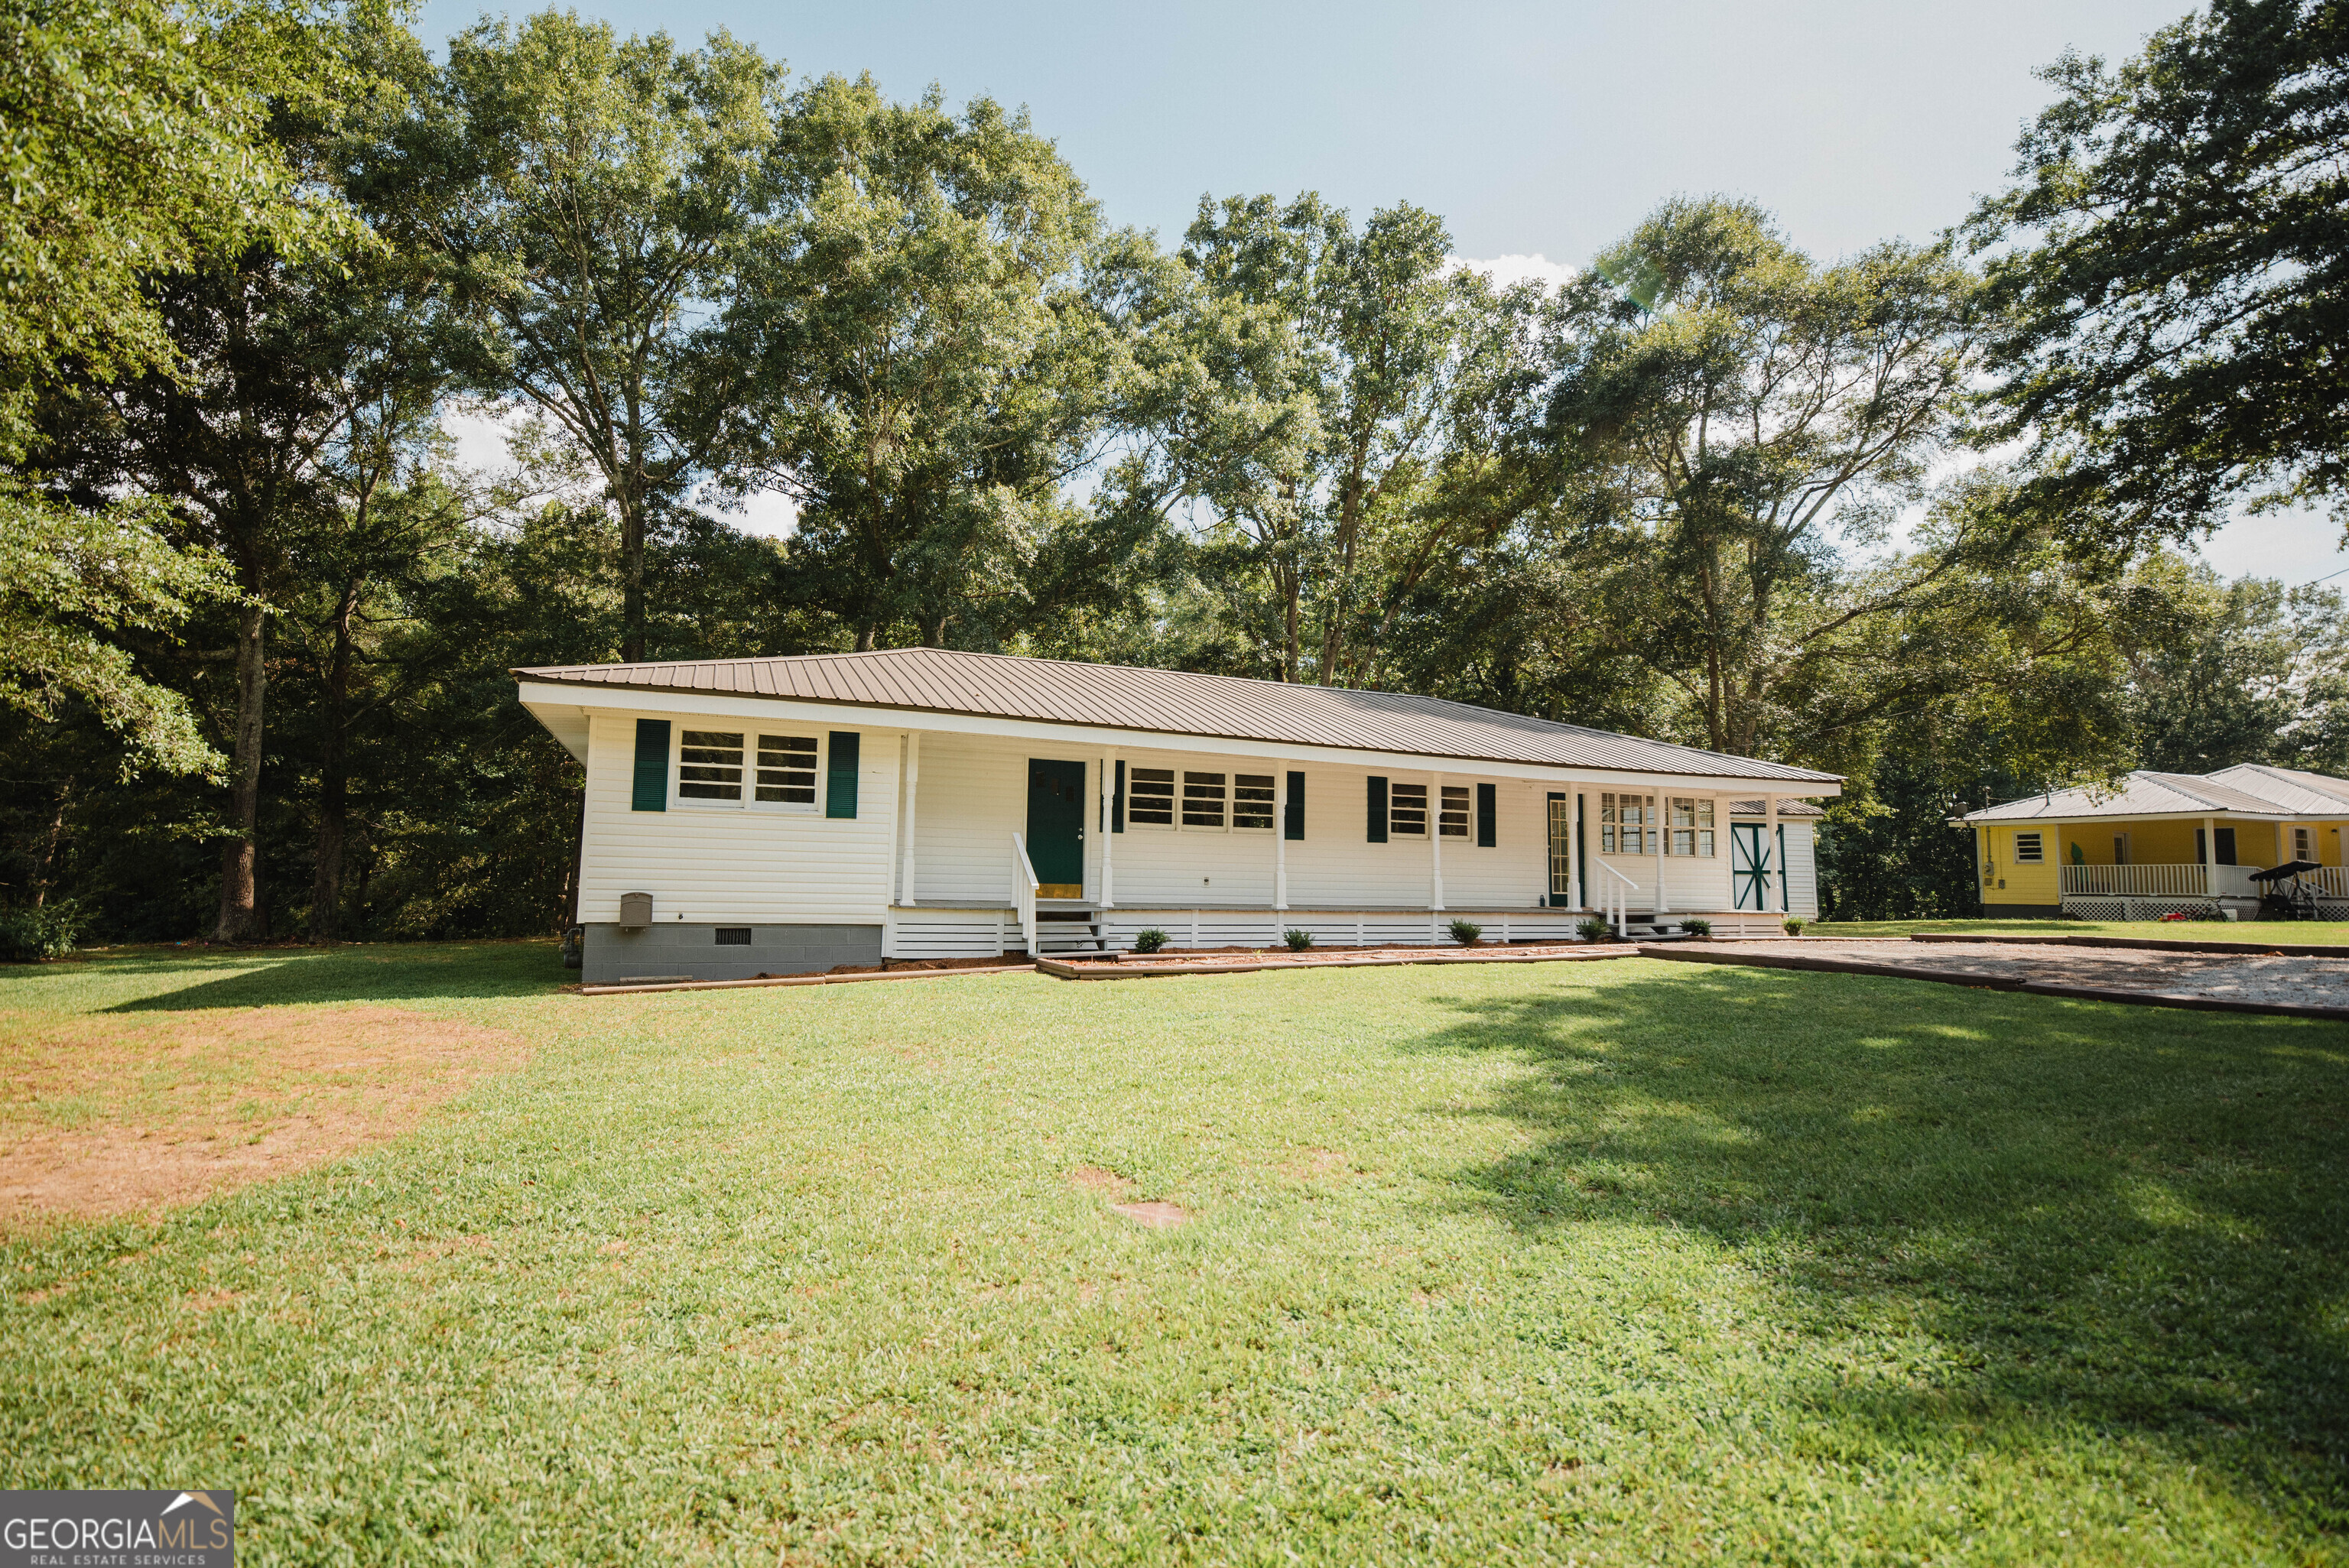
[
  {"left": 1429, "top": 771, "right": 1446, "bottom": 911},
  {"left": 1100, "top": 747, "right": 1117, "bottom": 909},
  {"left": 1767, "top": 794, "right": 1784, "bottom": 913},
  {"left": 1652, "top": 787, "right": 1668, "bottom": 912},
  {"left": 2201, "top": 815, "right": 2215, "bottom": 898},
  {"left": 898, "top": 732, "right": 921, "bottom": 906},
  {"left": 1274, "top": 768, "right": 1289, "bottom": 911}
]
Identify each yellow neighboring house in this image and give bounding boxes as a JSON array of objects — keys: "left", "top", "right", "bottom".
[{"left": 1958, "top": 764, "right": 2349, "bottom": 920}]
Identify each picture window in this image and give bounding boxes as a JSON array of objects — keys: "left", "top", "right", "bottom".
[
  {"left": 679, "top": 730, "right": 744, "bottom": 800},
  {"left": 1389, "top": 782, "right": 1428, "bottom": 836}
]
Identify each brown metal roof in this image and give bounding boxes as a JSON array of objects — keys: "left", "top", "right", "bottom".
[{"left": 514, "top": 647, "right": 1839, "bottom": 785}]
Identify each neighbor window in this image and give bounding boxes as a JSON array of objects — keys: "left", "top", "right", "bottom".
[
  {"left": 1129, "top": 768, "right": 1175, "bottom": 826},
  {"left": 755, "top": 734, "right": 819, "bottom": 804},
  {"left": 1667, "top": 797, "right": 1715, "bottom": 856},
  {"left": 1233, "top": 774, "right": 1276, "bottom": 831},
  {"left": 2113, "top": 833, "right": 2130, "bottom": 865},
  {"left": 1389, "top": 781, "right": 1429, "bottom": 836},
  {"left": 679, "top": 730, "right": 744, "bottom": 800},
  {"left": 1439, "top": 785, "right": 1470, "bottom": 837},
  {"left": 1181, "top": 771, "right": 1227, "bottom": 829},
  {"left": 2013, "top": 831, "right": 2044, "bottom": 863},
  {"left": 2294, "top": 826, "right": 2315, "bottom": 861},
  {"left": 1600, "top": 792, "right": 1653, "bottom": 855}
]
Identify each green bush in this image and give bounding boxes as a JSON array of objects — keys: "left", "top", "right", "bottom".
[
  {"left": 1681, "top": 916, "right": 1712, "bottom": 937},
  {"left": 1576, "top": 916, "right": 1613, "bottom": 942},
  {"left": 1282, "top": 928, "right": 1314, "bottom": 952},
  {"left": 1132, "top": 927, "right": 1168, "bottom": 954},
  {"left": 0, "top": 902, "right": 89, "bottom": 963},
  {"left": 1447, "top": 918, "right": 1483, "bottom": 946},
  {"left": 1782, "top": 916, "right": 1807, "bottom": 936}
]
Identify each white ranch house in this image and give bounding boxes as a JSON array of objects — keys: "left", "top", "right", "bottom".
[{"left": 516, "top": 649, "right": 1839, "bottom": 984}]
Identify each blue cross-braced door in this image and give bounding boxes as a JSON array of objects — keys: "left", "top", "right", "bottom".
[{"left": 1731, "top": 823, "right": 1779, "bottom": 911}]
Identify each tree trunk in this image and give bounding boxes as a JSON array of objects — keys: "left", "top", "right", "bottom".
[
  {"left": 34, "top": 778, "right": 70, "bottom": 907},
  {"left": 310, "top": 585, "right": 359, "bottom": 943},
  {"left": 214, "top": 600, "right": 267, "bottom": 941},
  {"left": 620, "top": 494, "right": 647, "bottom": 662}
]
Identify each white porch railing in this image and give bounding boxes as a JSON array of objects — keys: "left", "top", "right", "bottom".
[
  {"left": 2060, "top": 864, "right": 2260, "bottom": 898},
  {"left": 1594, "top": 861, "right": 1637, "bottom": 937},
  {"left": 2304, "top": 865, "right": 2349, "bottom": 899},
  {"left": 1010, "top": 833, "right": 1039, "bottom": 954}
]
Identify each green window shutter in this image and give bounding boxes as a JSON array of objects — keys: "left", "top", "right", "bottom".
[
  {"left": 632, "top": 719, "right": 671, "bottom": 811},
  {"left": 1284, "top": 771, "right": 1305, "bottom": 841},
  {"left": 1366, "top": 775, "right": 1388, "bottom": 843},
  {"left": 826, "top": 732, "right": 860, "bottom": 818},
  {"left": 1476, "top": 782, "right": 1496, "bottom": 847},
  {"left": 1112, "top": 760, "right": 1125, "bottom": 833}
]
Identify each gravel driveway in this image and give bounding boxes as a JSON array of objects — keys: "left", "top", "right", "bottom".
[{"left": 1698, "top": 938, "right": 2349, "bottom": 1011}]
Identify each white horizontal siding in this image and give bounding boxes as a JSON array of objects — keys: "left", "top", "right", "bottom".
[
  {"left": 576, "top": 711, "right": 895, "bottom": 924},
  {"left": 1785, "top": 823, "right": 1819, "bottom": 917},
  {"left": 910, "top": 733, "right": 1031, "bottom": 904}
]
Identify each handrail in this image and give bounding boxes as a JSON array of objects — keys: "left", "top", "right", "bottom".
[
  {"left": 1010, "top": 832, "right": 1039, "bottom": 954},
  {"left": 1594, "top": 861, "right": 1637, "bottom": 938}
]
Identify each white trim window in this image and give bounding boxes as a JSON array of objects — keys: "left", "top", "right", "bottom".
[
  {"left": 679, "top": 729, "right": 746, "bottom": 802},
  {"left": 754, "top": 733, "right": 820, "bottom": 807},
  {"left": 2294, "top": 826, "right": 2315, "bottom": 861},
  {"left": 1666, "top": 797, "right": 1715, "bottom": 856},
  {"left": 1129, "top": 767, "right": 1177, "bottom": 827},
  {"left": 1234, "top": 773, "right": 1276, "bottom": 831},
  {"left": 1439, "top": 784, "right": 1470, "bottom": 838},
  {"left": 2013, "top": 830, "right": 2045, "bottom": 863},
  {"left": 1389, "top": 781, "right": 1429, "bottom": 836},
  {"left": 1600, "top": 792, "right": 1652, "bottom": 854},
  {"left": 1181, "top": 771, "right": 1228, "bottom": 829}
]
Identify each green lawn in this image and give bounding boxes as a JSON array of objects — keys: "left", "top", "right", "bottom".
[
  {"left": 1811, "top": 916, "right": 2349, "bottom": 944},
  {"left": 3, "top": 943, "right": 2345, "bottom": 1565}
]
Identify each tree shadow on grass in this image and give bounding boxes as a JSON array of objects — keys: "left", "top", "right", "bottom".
[
  {"left": 1418, "top": 963, "right": 2349, "bottom": 1531},
  {"left": 0, "top": 941, "right": 570, "bottom": 1011}
]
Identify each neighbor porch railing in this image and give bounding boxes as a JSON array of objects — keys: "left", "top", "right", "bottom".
[
  {"left": 1010, "top": 832, "right": 1039, "bottom": 954},
  {"left": 2059, "top": 863, "right": 2260, "bottom": 898}
]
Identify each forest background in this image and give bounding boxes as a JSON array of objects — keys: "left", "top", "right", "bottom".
[{"left": 4, "top": 0, "right": 2344, "bottom": 946}]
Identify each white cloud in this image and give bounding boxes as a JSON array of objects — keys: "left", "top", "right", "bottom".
[{"left": 1448, "top": 253, "right": 1576, "bottom": 293}]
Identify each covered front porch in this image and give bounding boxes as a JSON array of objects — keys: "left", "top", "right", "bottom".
[{"left": 2059, "top": 862, "right": 2349, "bottom": 919}]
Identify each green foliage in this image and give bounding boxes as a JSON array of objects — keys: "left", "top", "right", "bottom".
[
  {"left": 1679, "top": 916, "right": 1711, "bottom": 937},
  {"left": 0, "top": 899, "right": 86, "bottom": 960},
  {"left": 1576, "top": 916, "right": 1613, "bottom": 942},
  {"left": 1782, "top": 916, "right": 1806, "bottom": 935},
  {"left": 1447, "top": 917, "right": 1483, "bottom": 946},
  {"left": 1131, "top": 927, "right": 1168, "bottom": 954},
  {"left": 1969, "top": 0, "right": 2349, "bottom": 544},
  {"left": 1282, "top": 927, "right": 1313, "bottom": 951}
]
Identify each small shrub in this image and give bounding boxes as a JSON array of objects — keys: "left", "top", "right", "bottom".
[
  {"left": 1282, "top": 928, "right": 1314, "bottom": 952},
  {"left": 0, "top": 901, "right": 89, "bottom": 963},
  {"left": 1782, "top": 916, "right": 1806, "bottom": 936},
  {"left": 1132, "top": 927, "right": 1169, "bottom": 954},
  {"left": 1447, "top": 918, "right": 1483, "bottom": 946},
  {"left": 1681, "top": 916, "right": 1711, "bottom": 937},
  {"left": 1576, "top": 916, "right": 1613, "bottom": 942}
]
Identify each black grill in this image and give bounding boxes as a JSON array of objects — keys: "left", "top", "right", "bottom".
[{"left": 714, "top": 927, "right": 752, "bottom": 946}]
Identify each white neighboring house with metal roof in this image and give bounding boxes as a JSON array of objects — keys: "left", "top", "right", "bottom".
[{"left": 515, "top": 648, "right": 1841, "bottom": 982}]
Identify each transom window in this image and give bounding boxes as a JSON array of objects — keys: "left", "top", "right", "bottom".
[
  {"left": 1129, "top": 768, "right": 1176, "bottom": 826},
  {"left": 1182, "top": 771, "right": 1227, "bottom": 829},
  {"left": 1666, "top": 797, "right": 1716, "bottom": 857},
  {"left": 1439, "top": 784, "right": 1470, "bottom": 838},
  {"left": 1233, "top": 774, "right": 1276, "bottom": 831},
  {"left": 1389, "top": 781, "right": 1428, "bottom": 836},
  {"left": 2013, "top": 831, "right": 2044, "bottom": 863},
  {"left": 755, "top": 734, "right": 818, "bottom": 804},
  {"left": 679, "top": 730, "right": 745, "bottom": 800},
  {"left": 1600, "top": 792, "right": 1652, "bottom": 855}
]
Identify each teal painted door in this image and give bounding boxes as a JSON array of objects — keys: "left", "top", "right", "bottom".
[
  {"left": 1026, "top": 758, "right": 1087, "bottom": 896},
  {"left": 1731, "top": 823, "right": 1776, "bottom": 911}
]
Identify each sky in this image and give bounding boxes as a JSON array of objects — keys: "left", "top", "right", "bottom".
[{"left": 420, "top": 0, "right": 2341, "bottom": 585}]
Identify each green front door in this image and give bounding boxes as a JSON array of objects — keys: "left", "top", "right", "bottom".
[{"left": 1026, "top": 758, "right": 1087, "bottom": 898}]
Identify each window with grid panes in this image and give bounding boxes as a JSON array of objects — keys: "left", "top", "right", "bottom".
[
  {"left": 754, "top": 735, "right": 818, "bottom": 803},
  {"left": 1128, "top": 768, "right": 1175, "bottom": 826},
  {"left": 1600, "top": 791, "right": 1652, "bottom": 854},
  {"left": 679, "top": 730, "right": 744, "bottom": 800},
  {"left": 1666, "top": 797, "right": 1714, "bottom": 855},
  {"left": 1233, "top": 774, "right": 1275, "bottom": 829},
  {"left": 1389, "top": 781, "right": 1428, "bottom": 835},
  {"left": 1439, "top": 784, "right": 1470, "bottom": 836},
  {"left": 1181, "top": 771, "right": 1226, "bottom": 828}
]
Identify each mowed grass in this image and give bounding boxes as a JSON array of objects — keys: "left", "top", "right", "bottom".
[
  {"left": 2, "top": 943, "right": 2346, "bottom": 1565},
  {"left": 1810, "top": 917, "right": 2349, "bottom": 943}
]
